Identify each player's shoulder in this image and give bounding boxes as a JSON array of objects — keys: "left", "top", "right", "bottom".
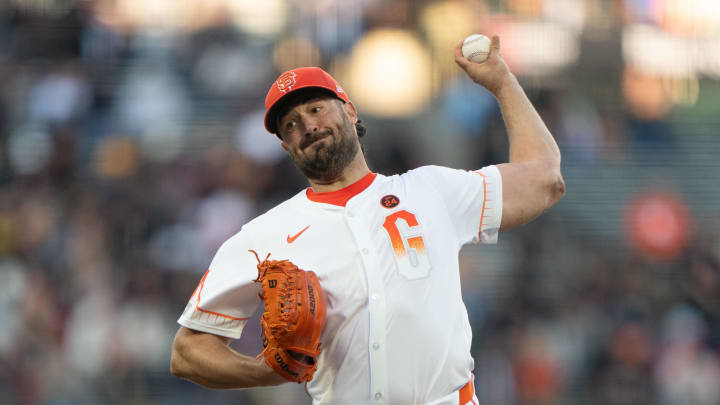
[
  {"left": 404, "top": 164, "right": 499, "bottom": 180},
  {"left": 404, "top": 165, "right": 458, "bottom": 176},
  {"left": 219, "top": 190, "right": 306, "bottom": 247},
  {"left": 394, "top": 165, "right": 497, "bottom": 196},
  {"left": 369, "top": 166, "right": 458, "bottom": 196},
  {"left": 400, "top": 165, "right": 468, "bottom": 183},
  {"left": 244, "top": 190, "right": 306, "bottom": 231}
]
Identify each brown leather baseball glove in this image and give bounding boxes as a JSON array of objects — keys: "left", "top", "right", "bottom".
[{"left": 250, "top": 250, "right": 327, "bottom": 383}]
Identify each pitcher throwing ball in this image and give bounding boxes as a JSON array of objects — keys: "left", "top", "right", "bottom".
[{"left": 170, "top": 35, "right": 565, "bottom": 405}]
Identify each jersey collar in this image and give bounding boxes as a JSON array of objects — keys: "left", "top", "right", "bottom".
[{"left": 306, "top": 172, "right": 377, "bottom": 207}]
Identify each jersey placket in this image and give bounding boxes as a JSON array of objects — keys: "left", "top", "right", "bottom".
[{"left": 344, "top": 198, "right": 388, "bottom": 405}]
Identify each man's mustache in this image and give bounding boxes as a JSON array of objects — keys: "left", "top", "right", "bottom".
[{"left": 301, "top": 130, "right": 332, "bottom": 150}]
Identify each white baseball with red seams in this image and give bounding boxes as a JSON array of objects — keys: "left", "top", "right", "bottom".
[
  {"left": 178, "top": 166, "right": 502, "bottom": 404},
  {"left": 462, "top": 34, "right": 491, "bottom": 63}
]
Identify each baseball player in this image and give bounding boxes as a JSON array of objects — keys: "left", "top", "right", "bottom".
[{"left": 170, "top": 36, "right": 565, "bottom": 404}]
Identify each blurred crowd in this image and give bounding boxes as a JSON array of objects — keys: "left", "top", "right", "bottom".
[{"left": 1, "top": 1, "right": 719, "bottom": 404}]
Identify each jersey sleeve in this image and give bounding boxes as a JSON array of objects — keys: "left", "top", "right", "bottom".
[
  {"left": 177, "top": 228, "right": 262, "bottom": 339},
  {"left": 415, "top": 165, "right": 503, "bottom": 245}
]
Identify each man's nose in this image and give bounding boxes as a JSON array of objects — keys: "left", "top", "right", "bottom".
[{"left": 300, "top": 116, "right": 319, "bottom": 136}]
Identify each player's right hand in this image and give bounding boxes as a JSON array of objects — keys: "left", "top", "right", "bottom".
[{"left": 454, "top": 35, "right": 515, "bottom": 96}]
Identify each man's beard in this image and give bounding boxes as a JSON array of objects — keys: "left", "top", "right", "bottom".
[{"left": 291, "top": 115, "right": 359, "bottom": 182}]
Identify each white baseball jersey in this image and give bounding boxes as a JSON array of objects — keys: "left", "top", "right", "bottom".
[{"left": 178, "top": 165, "right": 503, "bottom": 405}]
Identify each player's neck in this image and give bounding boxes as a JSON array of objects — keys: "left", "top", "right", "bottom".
[{"left": 307, "top": 154, "right": 371, "bottom": 193}]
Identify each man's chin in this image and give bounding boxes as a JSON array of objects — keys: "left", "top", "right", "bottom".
[
  {"left": 298, "top": 155, "right": 342, "bottom": 181},
  {"left": 309, "top": 138, "right": 337, "bottom": 159},
  {"left": 294, "top": 133, "right": 358, "bottom": 182}
]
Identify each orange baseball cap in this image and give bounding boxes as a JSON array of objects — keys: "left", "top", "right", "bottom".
[{"left": 264, "top": 67, "right": 350, "bottom": 135}]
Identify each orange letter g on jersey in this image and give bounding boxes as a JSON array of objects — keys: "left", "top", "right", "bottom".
[{"left": 382, "top": 210, "right": 431, "bottom": 280}]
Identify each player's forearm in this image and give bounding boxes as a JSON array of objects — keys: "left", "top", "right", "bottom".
[
  {"left": 493, "top": 74, "right": 561, "bottom": 167},
  {"left": 172, "top": 346, "right": 274, "bottom": 389},
  {"left": 170, "top": 327, "right": 286, "bottom": 389}
]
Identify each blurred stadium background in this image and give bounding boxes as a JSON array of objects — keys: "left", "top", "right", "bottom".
[{"left": 1, "top": 0, "right": 720, "bottom": 404}]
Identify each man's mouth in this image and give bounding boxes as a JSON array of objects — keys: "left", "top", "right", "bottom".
[{"left": 302, "top": 132, "right": 331, "bottom": 150}]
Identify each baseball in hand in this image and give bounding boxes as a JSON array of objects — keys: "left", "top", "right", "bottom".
[{"left": 461, "top": 34, "right": 491, "bottom": 63}]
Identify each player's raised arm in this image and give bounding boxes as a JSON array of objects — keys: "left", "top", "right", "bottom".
[
  {"left": 170, "top": 326, "right": 286, "bottom": 389},
  {"left": 455, "top": 35, "right": 565, "bottom": 231}
]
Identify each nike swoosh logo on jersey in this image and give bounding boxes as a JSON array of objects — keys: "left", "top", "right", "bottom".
[{"left": 287, "top": 225, "right": 311, "bottom": 243}]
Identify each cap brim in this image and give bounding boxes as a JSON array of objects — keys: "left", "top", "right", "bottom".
[{"left": 265, "top": 87, "right": 344, "bottom": 135}]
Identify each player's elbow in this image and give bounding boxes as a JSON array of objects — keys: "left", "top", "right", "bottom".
[
  {"left": 170, "top": 346, "right": 188, "bottom": 378},
  {"left": 170, "top": 333, "right": 192, "bottom": 379},
  {"left": 546, "top": 167, "right": 565, "bottom": 207},
  {"left": 533, "top": 159, "right": 564, "bottom": 209}
]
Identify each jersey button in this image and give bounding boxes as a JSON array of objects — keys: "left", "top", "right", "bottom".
[
  {"left": 372, "top": 342, "right": 380, "bottom": 350},
  {"left": 362, "top": 248, "right": 369, "bottom": 254},
  {"left": 374, "top": 392, "right": 382, "bottom": 400},
  {"left": 370, "top": 293, "right": 379, "bottom": 301}
]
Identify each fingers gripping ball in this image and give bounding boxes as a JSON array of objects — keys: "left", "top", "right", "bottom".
[
  {"left": 462, "top": 34, "right": 491, "bottom": 63},
  {"left": 250, "top": 250, "right": 327, "bottom": 383}
]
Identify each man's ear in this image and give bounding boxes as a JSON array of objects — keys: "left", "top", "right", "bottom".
[{"left": 343, "top": 101, "right": 358, "bottom": 124}]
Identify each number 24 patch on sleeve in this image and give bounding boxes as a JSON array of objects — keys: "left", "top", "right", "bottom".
[{"left": 381, "top": 195, "right": 399, "bottom": 208}]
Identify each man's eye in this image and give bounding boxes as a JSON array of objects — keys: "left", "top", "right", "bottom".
[
  {"left": 285, "top": 121, "right": 296, "bottom": 130},
  {"left": 311, "top": 106, "right": 321, "bottom": 113}
]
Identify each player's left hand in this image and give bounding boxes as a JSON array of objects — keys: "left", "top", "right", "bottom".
[
  {"left": 454, "top": 35, "right": 514, "bottom": 95},
  {"left": 251, "top": 251, "right": 327, "bottom": 383}
]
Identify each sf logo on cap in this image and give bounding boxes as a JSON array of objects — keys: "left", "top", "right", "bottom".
[{"left": 276, "top": 72, "right": 297, "bottom": 94}]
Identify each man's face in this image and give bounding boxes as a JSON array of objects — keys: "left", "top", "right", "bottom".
[{"left": 277, "top": 96, "right": 360, "bottom": 182}]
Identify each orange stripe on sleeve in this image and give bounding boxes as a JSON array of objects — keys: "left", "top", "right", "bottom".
[
  {"left": 189, "top": 269, "right": 210, "bottom": 300},
  {"left": 195, "top": 306, "right": 249, "bottom": 321},
  {"left": 192, "top": 268, "right": 250, "bottom": 322},
  {"left": 474, "top": 172, "right": 489, "bottom": 239}
]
